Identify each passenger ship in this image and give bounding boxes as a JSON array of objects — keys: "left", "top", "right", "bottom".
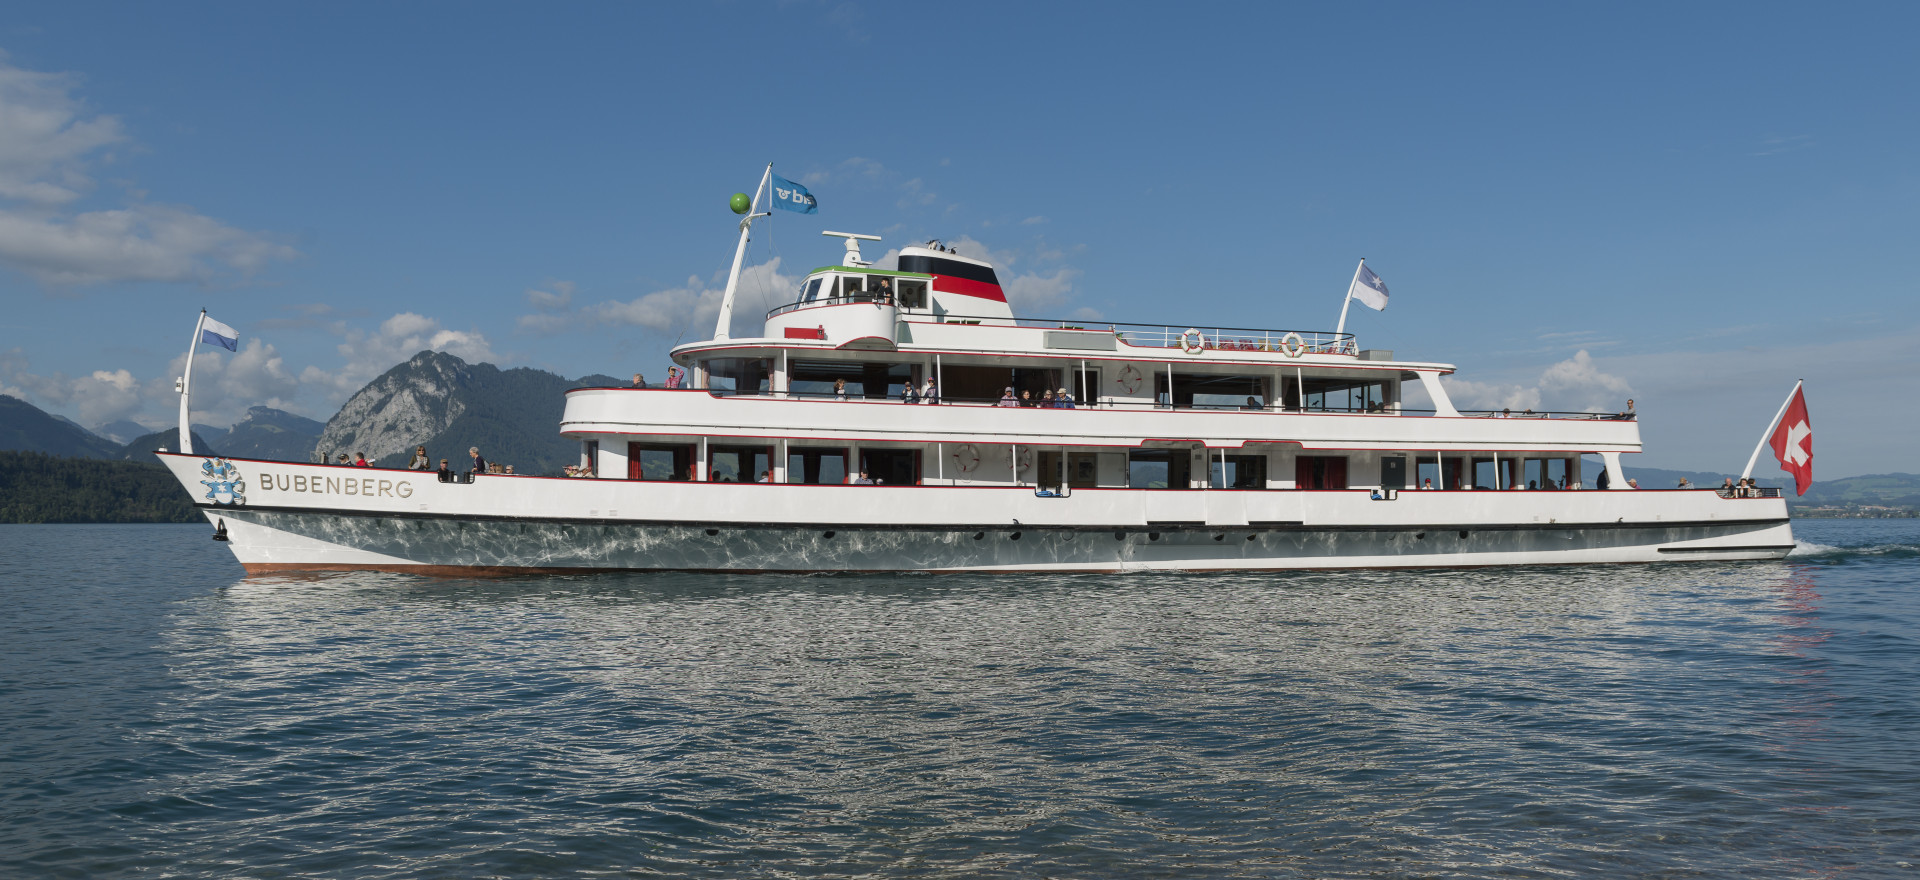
[{"left": 159, "top": 227, "right": 1793, "bottom": 574}]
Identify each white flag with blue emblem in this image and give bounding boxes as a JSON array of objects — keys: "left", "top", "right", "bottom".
[
  {"left": 1349, "top": 264, "right": 1389, "bottom": 311},
  {"left": 200, "top": 316, "right": 239, "bottom": 351}
]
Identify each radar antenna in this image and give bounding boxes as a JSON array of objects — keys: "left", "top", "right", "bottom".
[{"left": 822, "top": 230, "right": 881, "bottom": 268}]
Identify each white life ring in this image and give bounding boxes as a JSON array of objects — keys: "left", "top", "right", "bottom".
[
  {"left": 1179, "top": 328, "right": 1206, "bottom": 355},
  {"left": 1014, "top": 447, "right": 1034, "bottom": 474},
  {"left": 952, "top": 443, "right": 981, "bottom": 473},
  {"left": 1116, "top": 364, "right": 1144, "bottom": 395},
  {"left": 1280, "top": 331, "right": 1305, "bottom": 358}
]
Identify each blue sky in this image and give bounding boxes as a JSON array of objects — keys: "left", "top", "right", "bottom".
[{"left": 1, "top": 3, "right": 1913, "bottom": 478}]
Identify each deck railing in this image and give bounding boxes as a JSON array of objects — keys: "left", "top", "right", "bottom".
[
  {"left": 762, "top": 300, "right": 1359, "bottom": 355},
  {"left": 683, "top": 388, "right": 1630, "bottom": 420}
]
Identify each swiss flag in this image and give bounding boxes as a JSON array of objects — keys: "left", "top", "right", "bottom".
[{"left": 1768, "top": 383, "right": 1813, "bottom": 495}]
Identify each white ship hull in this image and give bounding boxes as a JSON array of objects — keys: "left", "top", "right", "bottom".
[{"left": 163, "top": 455, "right": 1795, "bottom": 575}]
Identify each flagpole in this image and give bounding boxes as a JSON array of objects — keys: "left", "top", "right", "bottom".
[
  {"left": 1740, "top": 380, "right": 1803, "bottom": 480},
  {"left": 713, "top": 163, "right": 774, "bottom": 342},
  {"left": 178, "top": 309, "right": 207, "bottom": 455},
  {"left": 1334, "top": 258, "right": 1365, "bottom": 338}
]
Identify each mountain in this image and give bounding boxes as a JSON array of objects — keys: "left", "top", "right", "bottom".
[
  {"left": 117, "top": 428, "right": 218, "bottom": 464},
  {"left": 217, "top": 406, "right": 325, "bottom": 462},
  {"left": 0, "top": 395, "right": 123, "bottom": 459},
  {"left": 314, "top": 350, "right": 619, "bottom": 474},
  {"left": 91, "top": 419, "right": 152, "bottom": 445}
]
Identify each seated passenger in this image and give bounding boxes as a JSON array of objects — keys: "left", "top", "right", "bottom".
[
  {"left": 1058, "top": 388, "right": 1075, "bottom": 408},
  {"left": 834, "top": 378, "right": 848, "bottom": 400},
  {"left": 1020, "top": 390, "right": 1034, "bottom": 407},
  {"left": 997, "top": 387, "right": 1018, "bottom": 407},
  {"left": 757, "top": 470, "right": 771, "bottom": 483},
  {"left": 1042, "top": 390, "right": 1056, "bottom": 407},
  {"left": 853, "top": 470, "right": 875, "bottom": 485}
]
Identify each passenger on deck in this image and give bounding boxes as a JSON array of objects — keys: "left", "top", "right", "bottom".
[
  {"left": 1042, "top": 390, "right": 1056, "bottom": 407},
  {"left": 757, "top": 470, "right": 771, "bottom": 483},
  {"left": 1422, "top": 478, "right": 1433, "bottom": 489},
  {"left": 336, "top": 453, "right": 350, "bottom": 466},
  {"left": 901, "top": 381, "right": 919, "bottom": 404},
  {"left": 665, "top": 367, "right": 683, "bottom": 389},
  {"left": 854, "top": 470, "right": 875, "bottom": 485},
  {"left": 834, "top": 378, "right": 848, "bottom": 400},
  {"left": 1058, "top": 388, "right": 1075, "bottom": 409},
  {"left": 632, "top": 372, "right": 645, "bottom": 387},
  {"left": 1020, "top": 390, "right": 1034, "bottom": 407},
  {"left": 408, "top": 446, "right": 430, "bottom": 469},
  {"left": 354, "top": 452, "right": 370, "bottom": 467},
  {"left": 1722, "top": 477, "right": 1736, "bottom": 494},
  {"left": 921, "top": 378, "right": 938, "bottom": 404},
  {"left": 997, "top": 387, "right": 1018, "bottom": 407},
  {"left": 438, "top": 459, "right": 453, "bottom": 482},
  {"left": 875, "top": 278, "right": 893, "bottom": 304},
  {"left": 1677, "top": 477, "right": 1693, "bottom": 489}
]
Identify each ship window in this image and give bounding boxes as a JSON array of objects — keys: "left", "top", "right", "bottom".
[
  {"left": 1210, "top": 454, "right": 1269, "bottom": 489},
  {"left": 710, "top": 445, "right": 772, "bottom": 483},
  {"left": 1128, "top": 449, "right": 1192, "bottom": 490},
  {"left": 628, "top": 442, "right": 692, "bottom": 481},
  {"left": 941, "top": 365, "right": 1059, "bottom": 404},
  {"left": 788, "top": 448, "right": 847, "bottom": 484},
  {"left": 859, "top": 449, "right": 919, "bottom": 486},
  {"left": 1156, "top": 373, "right": 1269, "bottom": 409},
  {"left": 790, "top": 360, "right": 918, "bottom": 400},
  {"left": 1296, "top": 456, "right": 1348, "bottom": 490},
  {"left": 801, "top": 278, "right": 824, "bottom": 303},
  {"left": 1295, "top": 378, "right": 1391, "bottom": 413},
  {"left": 705, "top": 358, "right": 770, "bottom": 396},
  {"left": 896, "top": 279, "right": 928, "bottom": 309}
]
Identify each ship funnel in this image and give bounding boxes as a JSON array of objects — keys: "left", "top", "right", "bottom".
[{"left": 822, "top": 230, "right": 881, "bottom": 268}]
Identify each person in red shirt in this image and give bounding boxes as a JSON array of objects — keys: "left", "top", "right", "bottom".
[{"left": 353, "top": 452, "right": 370, "bottom": 467}]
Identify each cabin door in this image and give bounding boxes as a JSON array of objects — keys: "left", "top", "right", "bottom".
[{"left": 1380, "top": 456, "right": 1407, "bottom": 490}]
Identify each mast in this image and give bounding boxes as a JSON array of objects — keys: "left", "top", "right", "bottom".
[
  {"left": 713, "top": 164, "right": 774, "bottom": 341},
  {"left": 1334, "top": 258, "right": 1365, "bottom": 339},
  {"left": 1740, "top": 380, "right": 1803, "bottom": 480},
  {"left": 177, "top": 310, "right": 207, "bottom": 455}
]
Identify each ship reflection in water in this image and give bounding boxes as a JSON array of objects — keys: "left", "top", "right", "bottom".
[{"left": 114, "top": 542, "right": 1902, "bottom": 879}]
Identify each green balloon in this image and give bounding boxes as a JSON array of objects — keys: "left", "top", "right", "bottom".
[{"left": 729, "top": 193, "right": 751, "bottom": 214}]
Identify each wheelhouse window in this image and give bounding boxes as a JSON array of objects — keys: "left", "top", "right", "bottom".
[
  {"left": 705, "top": 358, "right": 769, "bottom": 396},
  {"left": 800, "top": 278, "right": 824, "bottom": 303},
  {"left": 895, "top": 279, "right": 929, "bottom": 309},
  {"left": 628, "top": 442, "right": 693, "bottom": 481}
]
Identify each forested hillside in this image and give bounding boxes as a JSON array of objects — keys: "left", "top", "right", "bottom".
[{"left": 0, "top": 452, "right": 200, "bottom": 523}]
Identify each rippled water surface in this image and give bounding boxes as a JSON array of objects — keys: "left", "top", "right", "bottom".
[{"left": 3, "top": 521, "right": 1918, "bottom": 878}]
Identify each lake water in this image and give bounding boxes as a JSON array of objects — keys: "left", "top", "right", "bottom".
[{"left": 2, "top": 521, "right": 1916, "bottom": 878}]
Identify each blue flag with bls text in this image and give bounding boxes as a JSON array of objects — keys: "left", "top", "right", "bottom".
[{"left": 770, "top": 174, "right": 817, "bottom": 214}]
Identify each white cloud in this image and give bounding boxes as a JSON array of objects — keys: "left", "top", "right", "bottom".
[
  {"left": 524, "top": 280, "right": 574, "bottom": 311},
  {"left": 577, "top": 258, "right": 797, "bottom": 339},
  {"left": 0, "top": 348, "right": 147, "bottom": 426},
  {"left": 0, "top": 54, "right": 296, "bottom": 286},
  {"left": 299, "top": 312, "right": 496, "bottom": 400},
  {"left": 948, "top": 235, "right": 1082, "bottom": 313},
  {"left": 1441, "top": 349, "right": 1632, "bottom": 414}
]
